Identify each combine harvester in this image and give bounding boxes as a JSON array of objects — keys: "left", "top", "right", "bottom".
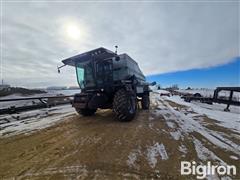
[{"left": 59, "top": 47, "right": 155, "bottom": 121}]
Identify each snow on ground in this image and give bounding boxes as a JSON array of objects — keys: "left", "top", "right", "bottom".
[
  {"left": 127, "top": 148, "right": 141, "bottom": 168},
  {"left": 151, "top": 92, "right": 240, "bottom": 167},
  {"left": 146, "top": 143, "right": 168, "bottom": 168},
  {"left": 165, "top": 95, "right": 240, "bottom": 132},
  {"left": 0, "top": 104, "right": 76, "bottom": 137},
  {"left": 192, "top": 138, "right": 233, "bottom": 180},
  {"left": 127, "top": 151, "right": 138, "bottom": 167},
  {"left": 193, "top": 138, "right": 227, "bottom": 165},
  {"left": 155, "top": 89, "right": 170, "bottom": 94},
  {"left": 178, "top": 144, "right": 188, "bottom": 156}
]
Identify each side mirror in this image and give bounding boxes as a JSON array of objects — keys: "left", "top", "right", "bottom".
[
  {"left": 150, "top": 81, "right": 156, "bottom": 86},
  {"left": 57, "top": 68, "right": 60, "bottom": 73},
  {"left": 57, "top": 64, "right": 66, "bottom": 74}
]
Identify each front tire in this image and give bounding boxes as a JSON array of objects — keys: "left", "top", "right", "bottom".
[
  {"left": 113, "top": 89, "right": 137, "bottom": 121},
  {"left": 141, "top": 94, "right": 150, "bottom": 110},
  {"left": 76, "top": 108, "right": 96, "bottom": 116}
]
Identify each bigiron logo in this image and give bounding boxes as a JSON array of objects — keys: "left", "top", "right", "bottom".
[{"left": 181, "top": 161, "right": 237, "bottom": 179}]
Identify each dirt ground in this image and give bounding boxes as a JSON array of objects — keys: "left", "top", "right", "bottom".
[{"left": 0, "top": 96, "right": 239, "bottom": 179}]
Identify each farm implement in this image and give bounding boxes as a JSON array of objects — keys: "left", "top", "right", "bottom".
[
  {"left": 0, "top": 95, "right": 73, "bottom": 115},
  {"left": 181, "top": 87, "right": 240, "bottom": 111}
]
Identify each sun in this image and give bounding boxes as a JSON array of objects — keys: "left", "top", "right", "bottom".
[
  {"left": 60, "top": 19, "right": 88, "bottom": 44},
  {"left": 66, "top": 23, "right": 81, "bottom": 40}
]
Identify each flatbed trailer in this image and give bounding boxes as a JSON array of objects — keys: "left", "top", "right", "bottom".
[{"left": 181, "top": 87, "right": 240, "bottom": 111}]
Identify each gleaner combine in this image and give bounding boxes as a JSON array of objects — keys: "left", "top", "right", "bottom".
[{"left": 60, "top": 47, "right": 154, "bottom": 121}]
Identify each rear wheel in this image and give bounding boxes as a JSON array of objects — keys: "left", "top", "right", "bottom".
[
  {"left": 113, "top": 89, "right": 137, "bottom": 121},
  {"left": 76, "top": 108, "right": 96, "bottom": 116},
  {"left": 141, "top": 94, "right": 150, "bottom": 109}
]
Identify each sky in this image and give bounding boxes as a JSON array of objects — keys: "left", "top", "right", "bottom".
[
  {"left": 147, "top": 57, "right": 240, "bottom": 89},
  {"left": 0, "top": 1, "right": 239, "bottom": 88}
]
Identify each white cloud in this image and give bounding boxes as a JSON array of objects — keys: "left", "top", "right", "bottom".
[{"left": 1, "top": 1, "right": 239, "bottom": 87}]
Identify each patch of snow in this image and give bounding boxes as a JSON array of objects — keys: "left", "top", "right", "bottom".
[
  {"left": 154, "top": 89, "right": 170, "bottom": 94},
  {"left": 166, "top": 96, "right": 240, "bottom": 133},
  {"left": 121, "top": 173, "right": 140, "bottom": 179},
  {"left": 229, "top": 155, "right": 239, "bottom": 160},
  {"left": 193, "top": 139, "right": 234, "bottom": 180},
  {"left": 169, "top": 130, "right": 182, "bottom": 140},
  {"left": 115, "top": 139, "right": 122, "bottom": 145},
  {"left": 178, "top": 144, "right": 187, "bottom": 156},
  {"left": 127, "top": 152, "right": 138, "bottom": 167},
  {"left": 193, "top": 138, "right": 226, "bottom": 164},
  {"left": 126, "top": 147, "right": 141, "bottom": 169},
  {"left": 0, "top": 104, "right": 76, "bottom": 137},
  {"left": 149, "top": 116, "right": 154, "bottom": 120},
  {"left": 166, "top": 121, "right": 176, "bottom": 128},
  {"left": 46, "top": 89, "right": 80, "bottom": 96},
  {"left": 147, "top": 143, "right": 168, "bottom": 168}
]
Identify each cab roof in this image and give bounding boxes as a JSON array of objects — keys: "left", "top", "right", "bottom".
[{"left": 62, "top": 47, "right": 116, "bottom": 66}]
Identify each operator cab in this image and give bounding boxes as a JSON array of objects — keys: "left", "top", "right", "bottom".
[
  {"left": 62, "top": 47, "right": 116, "bottom": 90},
  {"left": 75, "top": 59, "right": 113, "bottom": 89}
]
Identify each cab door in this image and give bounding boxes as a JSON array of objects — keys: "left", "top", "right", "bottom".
[{"left": 96, "top": 59, "right": 113, "bottom": 88}]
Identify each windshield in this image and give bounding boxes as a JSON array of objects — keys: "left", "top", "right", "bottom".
[
  {"left": 76, "top": 66, "right": 85, "bottom": 89},
  {"left": 76, "top": 62, "right": 95, "bottom": 89}
]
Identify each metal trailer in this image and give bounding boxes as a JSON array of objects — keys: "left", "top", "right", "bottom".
[
  {"left": 182, "top": 87, "right": 240, "bottom": 111},
  {"left": 0, "top": 95, "right": 73, "bottom": 115}
]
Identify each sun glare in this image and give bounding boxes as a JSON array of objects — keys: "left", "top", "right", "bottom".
[{"left": 66, "top": 23, "right": 81, "bottom": 40}]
